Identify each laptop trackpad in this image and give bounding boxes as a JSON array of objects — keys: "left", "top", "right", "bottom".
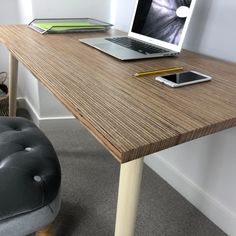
[{"left": 93, "top": 42, "right": 141, "bottom": 58}]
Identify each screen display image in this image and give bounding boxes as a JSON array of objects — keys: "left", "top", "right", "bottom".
[
  {"left": 132, "top": 0, "right": 192, "bottom": 45},
  {"left": 161, "top": 72, "right": 208, "bottom": 84}
]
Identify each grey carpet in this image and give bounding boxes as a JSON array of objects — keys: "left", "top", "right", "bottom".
[{"left": 36, "top": 118, "right": 227, "bottom": 236}]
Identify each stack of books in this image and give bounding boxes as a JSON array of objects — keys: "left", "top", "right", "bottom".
[{"left": 28, "top": 18, "right": 113, "bottom": 34}]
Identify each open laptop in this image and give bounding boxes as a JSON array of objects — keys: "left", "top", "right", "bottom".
[{"left": 80, "top": 0, "right": 197, "bottom": 60}]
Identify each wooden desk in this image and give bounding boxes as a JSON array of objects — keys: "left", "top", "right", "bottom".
[{"left": 1, "top": 25, "right": 236, "bottom": 235}]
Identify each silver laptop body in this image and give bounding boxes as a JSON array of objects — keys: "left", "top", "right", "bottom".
[{"left": 80, "top": 0, "right": 197, "bottom": 60}]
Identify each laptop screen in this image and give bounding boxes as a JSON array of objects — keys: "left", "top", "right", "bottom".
[{"left": 130, "top": 0, "right": 195, "bottom": 51}]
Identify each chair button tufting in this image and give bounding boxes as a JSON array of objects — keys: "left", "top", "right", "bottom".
[
  {"left": 34, "top": 176, "right": 42, "bottom": 182},
  {"left": 0, "top": 117, "right": 61, "bottom": 224}
]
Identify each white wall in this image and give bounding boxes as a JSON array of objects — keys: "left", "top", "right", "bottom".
[
  {"left": 31, "top": 0, "right": 112, "bottom": 23},
  {"left": 0, "top": 0, "right": 20, "bottom": 72},
  {"left": 0, "top": 0, "right": 20, "bottom": 24},
  {"left": 111, "top": 0, "right": 137, "bottom": 32},
  {"left": 184, "top": 0, "right": 236, "bottom": 62},
  {"left": 18, "top": 0, "right": 33, "bottom": 23},
  {"left": 111, "top": 0, "right": 236, "bottom": 235}
]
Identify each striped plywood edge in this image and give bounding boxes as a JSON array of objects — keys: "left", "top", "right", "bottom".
[{"left": 0, "top": 25, "right": 236, "bottom": 163}]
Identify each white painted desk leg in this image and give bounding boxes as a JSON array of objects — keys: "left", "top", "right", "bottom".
[
  {"left": 9, "top": 52, "right": 18, "bottom": 116},
  {"left": 114, "top": 157, "right": 144, "bottom": 236}
]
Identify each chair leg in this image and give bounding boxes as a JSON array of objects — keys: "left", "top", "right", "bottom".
[{"left": 35, "top": 224, "right": 53, "bottom": 236}]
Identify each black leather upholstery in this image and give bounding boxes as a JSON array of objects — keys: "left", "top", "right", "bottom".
[{"left": 0, "top": 117, "right": 61, "bottom": 221}]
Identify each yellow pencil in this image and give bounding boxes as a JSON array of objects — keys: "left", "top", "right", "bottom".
[{"left": 134, "top": 66, "right": 184, "bottom": 77}]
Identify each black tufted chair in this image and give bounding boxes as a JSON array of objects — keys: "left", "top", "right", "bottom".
[{"left": 0, "top": 116, "right": 61, "bottom": 236}]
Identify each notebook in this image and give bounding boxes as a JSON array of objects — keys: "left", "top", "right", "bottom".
[{"left": 80, "top": 0, "right": 197, "bottom": 60}]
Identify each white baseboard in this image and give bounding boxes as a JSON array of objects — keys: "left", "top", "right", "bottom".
[
  {"left": 145, "top": 155, "right": 236, "bottom": 236},
  {"left": 17, "top": 97, "right": 76, "bottom": 127}
]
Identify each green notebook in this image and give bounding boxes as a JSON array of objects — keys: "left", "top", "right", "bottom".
[{"left": 34, "top": 22, "right": 103, "bottom": 31}]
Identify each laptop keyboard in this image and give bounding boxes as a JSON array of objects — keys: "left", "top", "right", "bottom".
[{"left": 105, "top": 37, "right": 168, "bottom": 55}]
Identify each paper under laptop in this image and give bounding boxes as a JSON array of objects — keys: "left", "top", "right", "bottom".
[{"left": 80, "top": 0, "right": 197, "bottom": 60}]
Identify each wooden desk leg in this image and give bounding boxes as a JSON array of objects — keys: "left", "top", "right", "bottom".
[
  {"left": 9, "top": 52, "right": 18, "bottom": 117},
  {"left": 114, "top": 157, "right": 144, "bottom": 236}
]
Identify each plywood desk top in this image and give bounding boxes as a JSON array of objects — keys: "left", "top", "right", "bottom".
[{"left": 1, "top": 25, "right": 236, "bottom": 163}]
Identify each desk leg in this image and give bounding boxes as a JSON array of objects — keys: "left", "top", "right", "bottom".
[
  {"left": 114, "top": 157, "right": 144, "bottom": 236},
  {"left": 9, "top": 52, "right": 18, "bottom": 116}
]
